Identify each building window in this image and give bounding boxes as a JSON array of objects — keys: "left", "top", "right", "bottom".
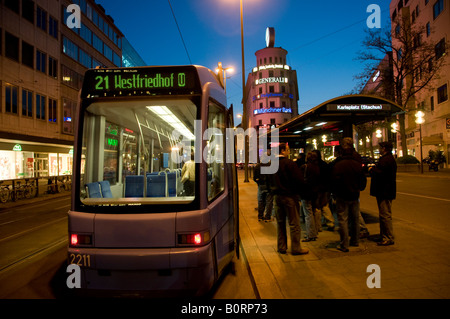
[
  {"left": 48, "top": 98, "right": 57, "bottom": 123},
  {"left": 5, "top": 0, "right": 19, "bottom": 13},
  {"left": 49, "top": 16, "right": 58, "bottom": 39},
  {"left": 63, "top": 37, "right": 78, "bottom": 61},
  {"left": 49, "top": 56, "right": 57, "bottom": 78},
  {"left": 22, "top": 89, "right": 33, "bottom": 117},
  {"left": 22, "top": 41, "right": 34, "bottom": 69},
  {"left": 92, "top": 34, "right": 103, "bottom": 53},
  {"left": 36, "top": 50, "right": 47, "bottom": 73},
  {"left": 437, "top": 84, "right": 448, "bottom": 104},
  {"left": 5, "top": 32, "right": 19, "bottom": 61},
  {"left": 36, "top": 6, "right": 47, "bottom": 32},
  {"left": 79, "top": 49, "right": 92, "bottom": 68},
  {"left": 22, "top": 0, "right": 35, "bottom": 24},
  {"left": 5, "top": 83, "right": 19, "bottom": 114},
  {"left": 430, "top": 96, "right": 434, "bottom": 111},
  {"left": 61, "top": 65, "right": 83, "bottom": 90},
  {"left": 113, "top": 52, "right": 121, "bottom": 67},
  {"left": 270, "top": 101, "right": 275, "bottom": 107},
  {"left": 63, "top": 98, "right": 75, "bottom": 135},
  {"left": 426, "top": 22, "right": 431, "bottom": 37},
  {"left": 104, "top": 44, "right": 113, "bottom": 61},
  {"left": 435, "top": 38, "right": 446, "bottom": 59},
  {"left": 270, "top": 118, "right": 275, "bottom": 125},
  {"left": 433, "top": 0, "right": 444, "bottom": 19},
  {"left": 36, "top": 94, "right": 46, "bottom": 120},
  {"left": 80, "top": 23, "right": 93, "bottom": 45}
]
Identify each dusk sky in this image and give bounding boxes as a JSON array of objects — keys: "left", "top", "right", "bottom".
[{"left": 95, "top": 0, "right": 392, "bottom": 124}]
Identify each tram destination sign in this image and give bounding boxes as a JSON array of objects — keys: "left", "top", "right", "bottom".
[
  {"left": 327, "top": 104, "right": 391, "bottom": 111},
  {"left": 81, "top": 66, "right": 201, "bottom": 97}
]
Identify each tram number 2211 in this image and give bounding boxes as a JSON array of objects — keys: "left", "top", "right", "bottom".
[{"left": 68, "top": 253, "right": 91, "bottom": 268}]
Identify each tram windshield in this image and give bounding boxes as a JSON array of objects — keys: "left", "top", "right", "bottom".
[{"left": 79, "top": 98, "right": 197, "bottom": 205}]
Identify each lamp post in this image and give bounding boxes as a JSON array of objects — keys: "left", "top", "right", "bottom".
[
  {"left": 239, "top": 0, "right": 249, "bottom": 182},
  {"left": 216, "top": 62, "right": 233, "bottom": 93},
  {"left": 415, "top": 111, "right": 425, "bottom": 174}
]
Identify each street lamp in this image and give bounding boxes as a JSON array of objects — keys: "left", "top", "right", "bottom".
[
  {"left": 239, "top": 0, "right": 249, "bottom": 183},
  {"left": 415, "top": 111, "right": 425, "bottom": 174},
  {"left": 216, "top": 62, "right": 234, "bottom": 93}
]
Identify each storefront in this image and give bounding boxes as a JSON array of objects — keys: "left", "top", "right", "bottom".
[{"left": 0, "top": 139, "right": 73, "bottom": 181}]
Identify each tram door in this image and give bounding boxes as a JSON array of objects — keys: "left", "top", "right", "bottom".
[{"left": 227, "top": 104, "right": 239, "bottom": 259}]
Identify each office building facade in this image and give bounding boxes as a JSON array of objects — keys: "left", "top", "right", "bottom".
[
  {"left": 389, "top": 0, "right": 449, "bottom": 165},
  {"left": 0, "top": 0, "right": 143, "bottom": 180}
]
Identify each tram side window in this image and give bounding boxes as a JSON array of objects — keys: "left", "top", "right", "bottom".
[
  {"left": 207, "top": 101, "right": 225, "bottom": 201},
  {"left": 104, "top": 122, "right": 119, "bottom": 185}
]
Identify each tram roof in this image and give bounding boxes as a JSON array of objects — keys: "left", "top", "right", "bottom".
[{"left": 272, "top": 94, "right": 404, "bottom": 140}]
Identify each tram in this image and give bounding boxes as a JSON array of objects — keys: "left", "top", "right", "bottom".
[{"left": 68, "top": 65, "right": 239, "bottom": 296}]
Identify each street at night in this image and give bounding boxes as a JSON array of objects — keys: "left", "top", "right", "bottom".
[
  {"left": 1, "top": 0, "right": 450, "bottom": 309},
  {"left": 1, "top": 169, "right": 449, "bottom": 299}
]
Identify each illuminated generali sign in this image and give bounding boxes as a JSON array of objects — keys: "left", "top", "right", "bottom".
[{"left": 255, "top": 77, "right": 288, "bottom": 85}]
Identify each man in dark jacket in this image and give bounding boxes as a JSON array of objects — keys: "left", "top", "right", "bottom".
[
  {"left": 369, "top": 141, "right": 397, "bottom": 246},
  {"left": 253, "top": 151, "right": 273, "bottom": 222},
  {"left": 331, "top": 138, "right": 367, "bottom": 252},
  {"left": 271, "top": 143, "right": 309, "bottom": 255}
]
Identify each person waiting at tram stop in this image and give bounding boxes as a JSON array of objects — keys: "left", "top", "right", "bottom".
[
  {"left": 298, "top": 151, "right": 320, "bottom": 242},
  {"left": 369, "top": 141, "right": 397, "bottom": 246},
  {"left": 311, "top": 149, "right": 335, "bottom": 232},
  {"left": 330, "top": 142, "right": 370, "bottom": 239},
  {"left": 253, "top": 150, "right": 274, "bottom": 222},
  {"left": 270, "top": 143, "right": 309, "bottom": 255},
  {"left": 331, "top": 137, "right": 367, "bottom": 252}
]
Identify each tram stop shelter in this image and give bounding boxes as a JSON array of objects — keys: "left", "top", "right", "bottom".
[{"left": 269, "top": 94, "right": 404, "bottom": 158}]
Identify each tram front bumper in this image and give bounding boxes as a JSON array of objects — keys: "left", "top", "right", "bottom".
[{"left": 67, "top": 244, "right": 215, "bottom": 295}]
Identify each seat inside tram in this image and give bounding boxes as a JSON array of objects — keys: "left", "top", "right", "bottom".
[{"left": 79, "top": 97, "right": 224, "bottom": 205}]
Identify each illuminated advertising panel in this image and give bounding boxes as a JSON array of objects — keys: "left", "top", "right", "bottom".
[
  {"left": 81, "top": 66, "right": 201, "bottom": 98},
  {"left": 326, "top": 104, "right": 391, "bottom": 111},
  {"left": 254, "top": 107, "right": 292, "bottom": 115}
]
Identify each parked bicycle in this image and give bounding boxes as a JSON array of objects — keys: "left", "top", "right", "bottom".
[{"left": 0, "top": 182, "right": 11, "bottom": 203}]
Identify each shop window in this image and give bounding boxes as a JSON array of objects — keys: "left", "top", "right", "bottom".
[
  {"left": 22, "top": 89, "right": 33, "bottom": 117},
  {"left": 5, "top": 83, "right": 19, "bottom": 114}
]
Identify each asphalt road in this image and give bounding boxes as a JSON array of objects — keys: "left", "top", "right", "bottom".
[{"left": 0, "top": 171, "right": 449, "bottom": 299}]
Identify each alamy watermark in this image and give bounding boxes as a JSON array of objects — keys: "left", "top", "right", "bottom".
[
  {"left": 171, "top": 122, "right": 280, "bottom": 174},
  {"left": 66, "top": 4, "right": 81, "bottom": 29},
  {"left": 366, "top": 4, "right": 381, "bottom": 29}
]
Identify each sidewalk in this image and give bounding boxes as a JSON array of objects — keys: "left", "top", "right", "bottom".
[{"left": 237, "top": 170, "right": 450, "bottom": 299}]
